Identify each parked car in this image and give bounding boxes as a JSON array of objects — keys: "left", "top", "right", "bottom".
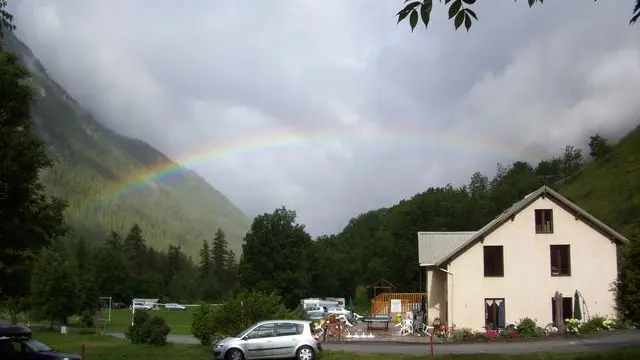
[
  {"left": 213, "top": 320, "right": 321, "bottom": 360},
  {"left": 0, "top": 325, "right": 81, "bottom": 360},
  {"left": 111, "top": 302, "right": 127, "bottom": 309},
  {"left": 165, "top": 303, "right": 186, "bottom": 311},
  {"left": 326, "top": 306, "right": 350, "bottom": 316},
  {"left": 304, "top": 306, "right": 325, "bottom": 320},
  {"left": 130, "top": 301, "right": 153, "bottom": 310}
]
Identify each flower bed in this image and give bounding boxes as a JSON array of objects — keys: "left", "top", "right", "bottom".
[{"left": 439, "top": 315, "right": 630, "bottom": 344}]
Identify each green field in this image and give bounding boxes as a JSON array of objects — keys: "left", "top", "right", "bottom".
[
  {"left": 32, "top": 331, "right": 640, "bottom": 360},
  {"left": 96, "top": 308, "right": 197, "bottom": 335}
]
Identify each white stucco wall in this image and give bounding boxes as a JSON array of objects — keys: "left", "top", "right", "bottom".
[
  {"left": 425, "top": 269, "right": 446, "bottom": 325},
  {"left": 448, "top": 196, "right": 619, "bottom": 331}
]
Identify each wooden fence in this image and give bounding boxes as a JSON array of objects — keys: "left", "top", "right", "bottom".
[{"left": 370, "top": 292, "right": 424, "bottom": 316}]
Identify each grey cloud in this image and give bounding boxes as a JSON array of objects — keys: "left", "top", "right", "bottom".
[{"left": 9, "top": 0, "right": 640, "bottom": 236}]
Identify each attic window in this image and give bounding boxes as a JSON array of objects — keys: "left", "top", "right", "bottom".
[{"left": 535, "top": 209, "right": 554, "bottom": 234}]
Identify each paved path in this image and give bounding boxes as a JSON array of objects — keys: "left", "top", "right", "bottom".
[
  {"left": 109, "top": 329, "right": 640, "bottom": 355},
  {"left": 322, "top": 331, "right": 640, "bottom": 355}
]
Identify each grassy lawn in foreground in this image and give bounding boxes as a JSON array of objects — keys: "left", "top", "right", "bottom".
[
  {"left": 33, "top": 331, "right": 640, "bottom": 360},
  {"left": 95, "top": 308, "right": 196, "bottom": 335}
]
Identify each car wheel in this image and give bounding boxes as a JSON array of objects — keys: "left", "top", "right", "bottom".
[
  {"left": 225, "top": 348, "right": 244, "bottom": 360},
  {"left": 296, "top": 345, "right": 315, "bottom": 360}
]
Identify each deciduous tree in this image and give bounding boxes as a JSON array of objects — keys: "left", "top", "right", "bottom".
[
  {"left": 589, "top": 134, "right": 613, "bottom": 160},
  {"left": 0, "top": 36, "right": 68, "bottom": 300},
  {"left": 396, "top": 0, "right": 640, "bottom": 32},
  {"left": 239, "top": 207, "right": 312, "bottom": 308},
  {"left": 30, "top": 241, "right": 81, "bottom": 325}
]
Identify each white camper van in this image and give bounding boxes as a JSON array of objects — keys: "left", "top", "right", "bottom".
[{"left": 300, "top": 298, "right": 339, "bottom": 310}]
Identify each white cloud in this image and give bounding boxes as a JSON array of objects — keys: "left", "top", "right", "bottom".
[{"left": 9, "top": 0, "right": 640, "bottom": 236}]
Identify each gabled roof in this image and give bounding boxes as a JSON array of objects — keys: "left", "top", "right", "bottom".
[{"left": 418, "top": 185, "right": 630, "bottom": 267}]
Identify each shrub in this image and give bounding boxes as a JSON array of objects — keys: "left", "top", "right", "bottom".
[
  {"left": 126, "top": 310, "right": 170, "bottom": 346},
  {"left": 126, "top": 311, "right": 152, "bottom": 344},
  {"left": 450, "top": 327, "right": 471, "bottom": 341},
  {"left": 147, "top": 316, "right": 171, "bottom": 346},
  {"left": 191, "top": 291, "right": 302, "bottom": 346},
  {"left": 80, "top": 309, "right": 95, "bottom": 328},
  {"left": 565, "top": 318, "right": 581, "bottom": 335},
  {"left": 449, "top": 329, "right": 464, "bottom": 341},
  {"left": 580, "top": 315, "right": 615, "bottom": 333},
  {"left": 191, "top": 305, "right": 216, "bottom": 346},
  {"left": 515, "top": 317, "right": 539, "bottom": 338},
  {"left": 67, "top": 315, "right": 82, "bottom": 327}
]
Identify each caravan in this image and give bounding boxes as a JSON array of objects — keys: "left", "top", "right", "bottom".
[{"left": 300, "top": 298, "right": 339, "bottom": 310}]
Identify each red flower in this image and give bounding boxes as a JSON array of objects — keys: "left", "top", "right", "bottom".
[{"left": 485, "top": 330, "right": 499, "bottom": 339}]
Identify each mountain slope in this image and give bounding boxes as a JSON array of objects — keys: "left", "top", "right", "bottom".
[
  {"left": 3, "top": 33, "right": 251, "bottom": 257},
  {"left": 558, "top": 125, "right": 640, "bottom": 238}
]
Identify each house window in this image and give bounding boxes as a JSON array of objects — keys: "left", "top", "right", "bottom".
[
  {"left": 551, "top": 297, "right": 573, "bottom": 326},
  {"left": 535, "top": 209, "right": 554, "bottom": 233},
  {"left": 485, "top": 298, "right": 506, "bottom": 330},
  {"left": 550, "top": 245, "right": 571, "bottom": 276},
  {"left": 483, "top": 246, "right": 504, "bottom": 277}
]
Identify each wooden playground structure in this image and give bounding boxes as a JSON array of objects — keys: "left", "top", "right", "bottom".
[{"left": 368, "top": 278, "right": 425, "bottom": 316}]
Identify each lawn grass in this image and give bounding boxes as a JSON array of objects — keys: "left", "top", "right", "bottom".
[
  {"left": 33, "top": 330, "right": 640, "bottom": 360},
  {"left": 34, "top": 330, "right": 209, "bottom": 360},
  {"left": 96, "top": 308, "right": 196, "bottom": 335}
]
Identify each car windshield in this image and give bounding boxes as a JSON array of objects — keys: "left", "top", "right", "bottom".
[
  {"left": 234, "top": 324, "right": 257, "bottom": 338},
  {"left": 25, "top": 339, "right": 52, "bottom": 352}
]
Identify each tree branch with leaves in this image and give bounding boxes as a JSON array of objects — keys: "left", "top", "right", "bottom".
[{"left": 397, "top": 0, "right": 640, "bottom": 32}]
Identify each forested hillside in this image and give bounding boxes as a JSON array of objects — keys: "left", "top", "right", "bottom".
[
  {"left": 2, "top": 32, "right": 251, "bottom": 257},
  {"left": 298, "top": 128, "right": 639, "bottom": 300},
  {"left": 559, "top": 127, "right": 640, "bottom": 237}
]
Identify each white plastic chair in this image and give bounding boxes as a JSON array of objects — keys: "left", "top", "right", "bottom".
[{"left": 398, "top": 319, "right": 414, "bottom": 336}]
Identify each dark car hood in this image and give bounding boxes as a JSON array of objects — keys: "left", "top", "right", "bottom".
[{"left": 41, "top": 350, "right": 81, "bottom": 360}]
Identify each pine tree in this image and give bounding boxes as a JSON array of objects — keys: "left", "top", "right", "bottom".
[
  {"left": 105, "top": 231, "right": 122, "bottom": 248},
  {"left": 211, "top": 228, "right": 233, "bottom": 297},
  {"left": 197, "top": 239, "right": 217, "bottom": 301},
  {"left": 211, "top": 228, "right": 228, "bottom": 276},
  {"left": 123, "top": 223, "right": 147, "bottom": 273},
  {"left": 223, "top": 249, "right": 238, "bottom": 294},
  {"left": 198, "top": 239, "right": 212, "bottom": 280}
]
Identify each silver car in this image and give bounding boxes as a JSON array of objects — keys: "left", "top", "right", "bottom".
[{"left": 213, "top": 320, "right": 322, "bottom": 360}]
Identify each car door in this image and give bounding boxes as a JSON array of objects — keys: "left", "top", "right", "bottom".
[
  {"left": 272, "top": 323, "right": 302, "bottom": 357},
  {"left": 243, "top": 324, "right": 277, "bottom": 359}
]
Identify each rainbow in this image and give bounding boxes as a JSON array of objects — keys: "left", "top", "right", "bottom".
[{"left": 77, "top": 127, "right": 534, "bottom": 211}]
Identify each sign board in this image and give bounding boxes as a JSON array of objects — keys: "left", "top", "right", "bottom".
[{"left": 390, "top": 299, "right": 402, "bottom": 313}]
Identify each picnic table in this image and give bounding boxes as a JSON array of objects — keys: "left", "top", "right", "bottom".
[{"left": 364, "top": 315, "right": 391, "bottom": 331}]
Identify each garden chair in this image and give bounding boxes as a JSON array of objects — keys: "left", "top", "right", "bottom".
[
  {"left": 398, "top": 319, "right": 414, "bottom": 336},
  {"left": 413, "top": 318, "right": 432, "bottom": 337},
  {"left": 336, "top": 314, "right": 353, "bottom": 327}
]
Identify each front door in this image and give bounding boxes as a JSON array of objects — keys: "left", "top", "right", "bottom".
[
  {"left": 244, "top": 323, "right": 277, "bottom": 359},
  {"left": 551, "top": 297, "right": 573, "bottom": 326}
]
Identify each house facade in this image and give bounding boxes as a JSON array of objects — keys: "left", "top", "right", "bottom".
[{"left": 417, "top": 186, "right": 628, "bottom": 331}]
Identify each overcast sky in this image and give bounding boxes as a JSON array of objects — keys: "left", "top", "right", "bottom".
[{"left": 9, "top": 1, "right": 640, "bottom": 236}]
